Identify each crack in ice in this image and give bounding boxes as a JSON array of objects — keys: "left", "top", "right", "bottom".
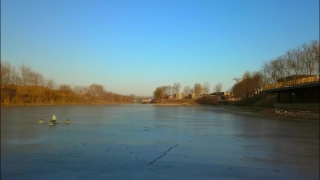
[{"left": 148, "top": 144, "right": 178, "bottom": 166}]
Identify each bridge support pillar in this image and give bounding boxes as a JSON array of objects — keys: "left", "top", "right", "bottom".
[
  {"left": 277, "top": 92, "right": 280, "bottom": 103},
  {"left": 288, "top": 91, "right": 292, "bottom": 103}
]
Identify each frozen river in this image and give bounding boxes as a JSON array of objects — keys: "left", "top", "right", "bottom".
[{"left": 1, "top": 104, "right": 319, "bottom": 180}]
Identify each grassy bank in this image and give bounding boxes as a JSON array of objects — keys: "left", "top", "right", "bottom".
[{"left": 230, "top": 94, "right": 276, "bottom": 108}]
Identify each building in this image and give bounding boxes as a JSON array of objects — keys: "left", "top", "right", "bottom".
[
  {"left": 209, "top": 92, "right": 233, "bottom": 96},
  {"left": 208, "top": 92, "right": 234, "bottom": 101}
]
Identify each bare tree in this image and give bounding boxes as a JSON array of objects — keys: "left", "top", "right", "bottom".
[
  {"left": 310, "top": 40, "right": 320, "bottom": 74},
  {"left": 301, "top": 43, "right": 317, "bottom": 75},
  {"left": 277, "top": 56, "right": 291, "bottom": 78},
  {"left": 19, "top": 64, "right": 33, "bottom": 86},
  {"left": 44, "top": 79, "right": 56, "bottom": 89},
  {"left": 173, "top": 82, "right": 181, "bottom": 95},
  {"left": 233, "top": 77, "right": 241, "bottom": 83},
  {"left": 202, "top": 82, "right": 210, "bottom": 95},
  {"left": 194, "top": 83, "right": 202, "bottom": 98},
  {"left": 214, "top": 82, "right": 222, "bottom": 93},
  {"left": 59, "top": 84, "right": 72, "bottom": 97},
  {"left": 287, "top": 49, "right": 305, "bottom": 76},
  {"left": 183, "top": 85, "right": 191, "bottom": 95},
  {"left": 231, "top": 40, "right": 320, "bottom": 99},
  {"left": 104, "top": 91, "right": 114, "bottom": 102},
  {"left": 59, "top": 84, "right": 72, "bottom": 91},
  {"left": 72, "top": 85, "right": 87, "bottom": 95},
  {"left": 252, "top": 71, "right": 262, "bottom": 94},
  {"left": 160, "top": 86, "right": 166, "bottom": 95},
  {"left": 30, "top": 72, "right": 44, "bottom": 86},
  {"left": 0, "top": 61, "right": 18, "bottom": 85},
  {"left": 88, "top": 84, "right": 105, "bottom": 98},
  {"left": 262, "top": 61, "right": 278, "bottom": 83},
  {"left": 167, "top": 85, "right": 173, "bottom": 96}
]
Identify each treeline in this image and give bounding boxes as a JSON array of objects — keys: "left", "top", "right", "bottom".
[
  {"left": 1, "top": 62, "right": 135, "bottom": 105},
  {"left": 231, "top": 40, "right": 319, "bottom": 99},
  {"left": 153, "top": 82, "right": 223, "bottom": 99}
]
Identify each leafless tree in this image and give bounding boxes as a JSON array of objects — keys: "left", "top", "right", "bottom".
[
  {"left": 287, "top": 49, "right": 305, "bottom": 76},
  {"left": 0, "top": 61, "right": 18, "bottom": 85},
  {"left": 59, "top": 84, "right": 72, "bottom": 91},
  {"left": 173, "top": 82, "right": 181, "bottom": 95},
  {"left": 231, "top": 40, "right": 319, "bottom": 100},
  {"left": 277, "top": 56, "right": 291, "bottom": 78},
  {"left": 167, "top": 85, "right": 173, "bottom": 96},
  {"left": 301, "top": 42, "right": 317, "bottom": 75},
  {"left": 233, "top": 77, "right": 241, "bottom": 83},
  {"left": 30, "top": 72, "right": 44, "bottom": 86},
  {"left": 88, "top": 84, "right": 105, "bottom": 98},
  {"left": 310, "top": 40, "right": 320, "bottom": 74},
  {"left": 183, "top": 85, "right": 191, "bottom": 95},
  {"left": 160, "top": 86, "right": 168, "bottom": 97},
  {"left": 252, "top": 71, "right": 262, "bottom": 94},
  {"left": 72, "top": 85, "right": 87, "bottom": 95},
  {"left": 214, "top": 82, "right": 222, "bottom": 93},
  {"left": 262, "top": 61, "right": 278, "bottom": 83},
  {"left": 202, "top": 82, "right": 210, "bottom": 95},
  {"left": 19, "top": 64, "right": 33, "bottom": 86},
  {"left": 44, "top": 79, "right": 56, "bottom": 89},
  {"left": 194, "top": 83, "right": 202, "bottom": 98}
]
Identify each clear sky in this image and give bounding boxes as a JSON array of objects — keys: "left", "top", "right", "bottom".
[{"left": 1, "top": 0, "right": 319, "bottom": 96}]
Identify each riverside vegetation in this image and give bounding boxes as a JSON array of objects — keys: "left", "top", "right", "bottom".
[
  {"left": 153, "top": 40, "right": 319, "bottom": 101},
  {"left": 0, "top": 62, "right": 135, "bottom": 105},
  {"left": 152, "top": 40, "right": 319, "bottom": 121}
]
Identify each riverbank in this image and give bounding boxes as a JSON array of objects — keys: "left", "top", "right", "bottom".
[
  {"left": 223, "top": 105, "right": 319, "bottom": 122},
  {"left": 153, "top": 103, "right": 199, "bottom": 106},
  {"left": 152, "top": 99, "right": 199, "bottom": 106},
  {"left": 1, "top": 102, "right": 135, "bottom": 107}
]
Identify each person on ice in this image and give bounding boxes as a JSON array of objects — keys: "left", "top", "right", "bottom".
[{"left": 51, "top": 114, "right": 57, "bottom": 124}]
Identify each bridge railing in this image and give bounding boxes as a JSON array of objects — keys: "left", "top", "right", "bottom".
[{"left": 261, "top": 76, "right": 319, "bottom": 91}]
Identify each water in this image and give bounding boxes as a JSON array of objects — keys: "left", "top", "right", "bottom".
[{"left": 1, "top": 104, "right": 319, "bottom": 180}]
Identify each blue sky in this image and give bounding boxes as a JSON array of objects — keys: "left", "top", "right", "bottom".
[{"left": 1, "top": 0, "right": 319, "bottom": 96}]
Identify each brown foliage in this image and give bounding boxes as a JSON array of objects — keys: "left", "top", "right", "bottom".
[{"left": 0, "top": 62, "right": 135, "bottom": 105}]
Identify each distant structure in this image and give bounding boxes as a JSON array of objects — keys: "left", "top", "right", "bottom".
[
  {"left": 262, "top": 75, "right": 319, "bottom": 110},
  {"left": 141, "top": 99, "right": 151, "bottom": 103},
  {"left": 208, "top": 92, "right": 235, "bottom": 101}
]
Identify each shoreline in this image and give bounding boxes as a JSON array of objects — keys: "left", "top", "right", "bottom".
[
  {"left": 222, "top": 105, "right": 319, "bottom": 122},
  {"left": 152, "top": 103, "right": 199, "bottom": 106},
  {"left": 0, "top": 102, "right": 136, "bottom": 107}
]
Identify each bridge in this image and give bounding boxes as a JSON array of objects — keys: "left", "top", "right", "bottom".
[{"left": 261, "top": 75, "right": 319, "bottom": 110}]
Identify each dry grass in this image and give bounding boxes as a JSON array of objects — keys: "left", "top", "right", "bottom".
[{"left": 231, "top": 94, "right": 276, "bottom": 108}]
